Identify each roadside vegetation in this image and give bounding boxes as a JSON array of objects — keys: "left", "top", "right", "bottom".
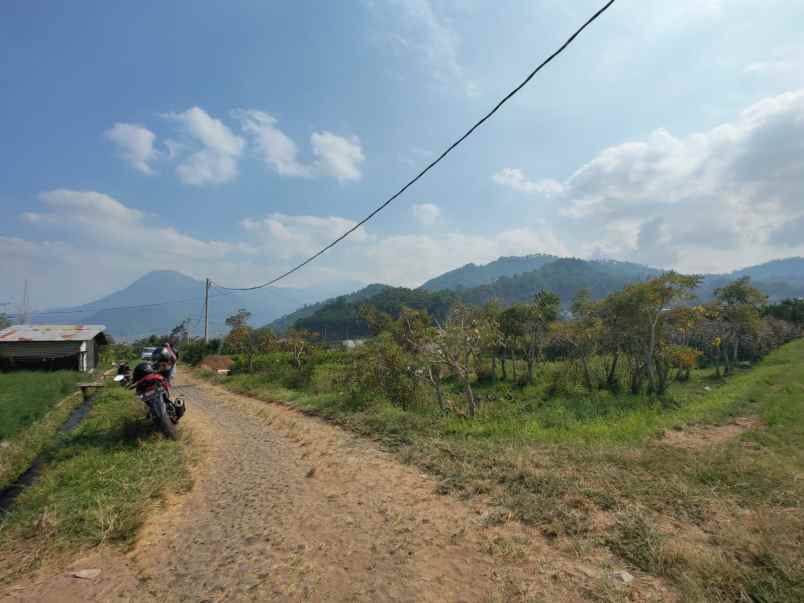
[
  {"left": 0, "top": 385, "right": 192, "bottom": 582},
  {"left": 0, "top": 371, "right": 84, "bottom": 490},
  {"left": 183, "top": 274, "right": 802, "bottom": 601}
]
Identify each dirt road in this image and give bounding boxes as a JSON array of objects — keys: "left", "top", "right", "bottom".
[{"left": 3, "top": 374, "right": 611, "bottom": 602}]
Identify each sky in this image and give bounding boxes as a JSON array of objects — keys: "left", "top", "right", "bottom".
[{"left": 2, "top": 0, "right": 804, "bottom": 309}]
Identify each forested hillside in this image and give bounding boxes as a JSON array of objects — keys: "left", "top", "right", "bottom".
[
  {"left": 294, "top": 287, "right": 457, "bottom": 340},
  {"left": 420, "top": 254, "right": 559, "bottom": 291},
  {"left": 270, "top": 284, "right": 391, "bottom": 334},
  {"left": 282, "top": 256, "right": 804, "bottom": 340}
]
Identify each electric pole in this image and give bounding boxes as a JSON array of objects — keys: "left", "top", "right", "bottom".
[
  {"left": 18, "top": 280, "right": 31, "bottom": 324},
  {"left": 203, "top": 278, "right": 210, "bottom": 343}
]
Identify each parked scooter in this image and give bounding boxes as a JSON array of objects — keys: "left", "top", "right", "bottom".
[{"left": 113, "top": 361, "right": 131, "bottom": 387}]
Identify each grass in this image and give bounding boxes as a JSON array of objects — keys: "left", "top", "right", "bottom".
[
  {"left": 0, "top": 371, "right": 83, "bottom": 440},
  {"left": 199, "top": 339, "right": 804, "bottom": 602},
  {"left": 0, "top": 386, "right": 192, "bottom": 582},
  {"left": 0, "top": 371, "right": 86, "bottom": 490}
]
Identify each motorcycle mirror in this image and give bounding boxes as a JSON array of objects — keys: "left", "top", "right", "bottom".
[{"left": 113, "top": 375, "right": 125, "bottom": 382}]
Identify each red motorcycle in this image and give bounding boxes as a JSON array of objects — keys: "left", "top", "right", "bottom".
[{"left": 131, "top": 363, "right": 185, "bottom": 439}]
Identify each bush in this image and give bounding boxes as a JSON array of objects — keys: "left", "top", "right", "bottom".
[
  {"left": 181, "top": 339, "right": 221, "bottom": 366},
  {"left": 341, "top": 334, "right": 420, "bottom": 409}
]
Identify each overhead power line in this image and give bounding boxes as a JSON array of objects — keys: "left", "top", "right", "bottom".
[{"left": 214, "top": 0, "right": 617, "bottom": 292}]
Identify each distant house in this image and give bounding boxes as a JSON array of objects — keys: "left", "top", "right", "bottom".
[{"left": 0, "top": 325, "right": 107, "bottom": 372}]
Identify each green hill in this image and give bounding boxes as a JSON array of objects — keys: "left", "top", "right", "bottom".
[
  {"left": 283, "top": 256, "right": 804, "bottom": 341},
  {"left": 420, "top": 254, "right": 560, "bottom": 291}
]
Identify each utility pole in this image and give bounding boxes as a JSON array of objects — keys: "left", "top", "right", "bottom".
[
  {"left": 203, "top": 278, "right": 210, "bottom": 343},
  {"left": 18, "top": 280, "right": 31, "bottom": 325}
]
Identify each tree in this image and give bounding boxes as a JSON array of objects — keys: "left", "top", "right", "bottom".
[
  {"left": 225, "top": 326, "right": 276, "bottom": 372},
  {"left": 521, "top": 291, "right": 560, "bottom": 385},
  {"left": 551, "top": 289, "right": 602, "bottom": 392},
  {"left": 284, "top": 329, "right": 313, "bottom": 370},
  {"left": 714, "top": 277, "right": 767, "bottom": 374},
  {"left": 481, "top": 300, "right": 503, "bottom": 383},
  {"left": 430, "top": 304, "right": 497, "bottom": 418},
  {"left": 394, "top": 307, "right": 448, "bottom": 411},
  {"left": 0, "top": 313, "right": 10, "bottom": 330},
  {"left": 225, "top": 308, "right": 252, "bottom": 331},
  {"left": 499, "top": 305, "right": 526, "bottom": 381},
  {"left": 169, "top": 318, "right": 192, "bottom": 346}
]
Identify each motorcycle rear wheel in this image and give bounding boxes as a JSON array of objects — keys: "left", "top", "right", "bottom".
[{"left": 154, "top": 395, "right": 177, "bottom": 440}]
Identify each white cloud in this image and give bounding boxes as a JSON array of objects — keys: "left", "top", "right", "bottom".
[
  {"left": 25, "top": 189, "right": 235, "bottom": 260},
  {"left": 744, "top": 60, "right": 797, "bottom": 76},
  {"left": 237, "top": 110, "right": 311, "bottom": 178},
  {"left": 241, "top": 213, "right": 370, "bottom": 259},
  {"left": 552, "top": 89, "right": 804, "bottom": 271},
  {"left": 238, "top": 210, "right": 567, "bottom": 287},
  {"left": 367, "top": 0, "right": 474, "bottom": 93},
  {"left": 493, "top": 168, "right": 564, "bottom": 195},
  {"left": 236, "top": 111, "right": 364, "bottom": 182},
  {"left": 311, "top": 131, "right": 365, "bottom": 182},
  {"left": 411, "top": 203, "right": 440, "bottom": 225},
  {"left": 105, "top": 123, "right": 159, "bottom": 174},
  {"left": 162, "top": 107, "right": 245, "bottom": 185}
]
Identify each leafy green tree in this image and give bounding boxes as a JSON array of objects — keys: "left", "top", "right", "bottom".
[
  {"left": 598, "top": 273, "right": 701, "bottom": 394},
  {"left": 225, "top": 326, "right": 276, "bottom": 372},
  {"left": 431, "top": 304, "right": 497, "bottom": 417},
  {"left": 551, "top": 289, "right": 602, "bottom": 392},
  {"left": 714, "top": 277, "right": 767, "bottom": 374},
  {"left": 763, "top": 298, "right": 804, "bottom": 327},
  {"left": 521, "top": 291, "right": 560, "bottom": 385},
  {"left": 225, "top": 308, "right": 252, "bottom": 331},
  {"left": 0, "top": 313, "right": 10, "bottom": 330},
  {"left": 499, "top": 305, "right": 526, "bottom": 381}
]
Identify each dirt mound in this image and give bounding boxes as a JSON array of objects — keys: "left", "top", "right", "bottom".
[
  {"left": 198, "top": 355, "right": 233, "bottom": 371},
  {"left": 660, "top": 417, "right": 763, "bottom": 450}
]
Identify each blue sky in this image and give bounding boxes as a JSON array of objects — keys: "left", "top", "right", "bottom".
[{"left": 2, "top": 0, "right": 804, "bottom": 308}]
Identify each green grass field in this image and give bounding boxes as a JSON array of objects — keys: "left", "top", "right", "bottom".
[
  {"left": 0, "top": 371, "right": 83, "bottom": 441},
  {"left": 201, "top": 340, "right": 804, "bottom": 602},
  {"left": 0, "top": 371, "right": 87, "bottom": 490},
  {"left": 0, "top": 386, "right": 192, "bottom": 582}
]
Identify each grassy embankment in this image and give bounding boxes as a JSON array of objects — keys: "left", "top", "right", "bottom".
[
  {"left": 0, "top": 372, "right": 84, "bottom": 490},
  {"left": 0, "top": 385, "right": 192, "bottom": 582},
  {"left": 200, "top": 341, "right": 804, "bottom": 602}
]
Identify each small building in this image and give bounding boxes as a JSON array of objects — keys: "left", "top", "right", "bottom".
[{"left": 0, "top": 325, "right": 107, "bottom": 372}]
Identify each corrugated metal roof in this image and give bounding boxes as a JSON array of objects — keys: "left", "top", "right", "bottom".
[{"left": 0, "top": 324, "right": 106, "bottom": 342}]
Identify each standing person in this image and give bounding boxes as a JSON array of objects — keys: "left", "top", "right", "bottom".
[
  {"left": 152, "top": 342, "right": 178, "bottom": 383},
  {"left": 166, "top": 341, "right": 179, "bottom": 382}
]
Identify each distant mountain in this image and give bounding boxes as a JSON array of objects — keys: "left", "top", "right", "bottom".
[
  {"left": 278, "top": 255, "right": 804, "bottom": 340},
  {"left": 34, "top": 271, "right": 356, "bottom": 340},
  {"left": 421, "top": 254, "right": 560, "bottom": 291},
  {"left": 457, "top": 258, "right": 660, "bottom": 306},
  {"left": 730, "top": 257, "right": 804, "bottom": 282},
  {"left": 268, "top": 284, "right": 391, "bottom": 334}
]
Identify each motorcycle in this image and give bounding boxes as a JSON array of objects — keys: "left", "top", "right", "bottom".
[
  {"left": 132, "top": 371, "right": 185, "bottom": 439},
  {"left": 113, "top": 362, "right": 131, "bottom": 387}
]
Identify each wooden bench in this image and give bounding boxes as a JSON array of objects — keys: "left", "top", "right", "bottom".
[{"left": 77, "top": 382, "right": 106, "bottom": 401}]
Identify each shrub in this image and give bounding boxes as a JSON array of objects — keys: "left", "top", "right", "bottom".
[
  {"left": 341, "top": 334, "right": 420, "bottom": 409},
  {"left": 181, "top": 339, "right": 221, "bottom": 366}
]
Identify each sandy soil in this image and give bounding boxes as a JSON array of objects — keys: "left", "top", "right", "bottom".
[
  {"left": 659, "top": 417, "right": 763, "bottom": 450},
  {"left": 1, "top": 373, "right": 666, "bottom": 602}
]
